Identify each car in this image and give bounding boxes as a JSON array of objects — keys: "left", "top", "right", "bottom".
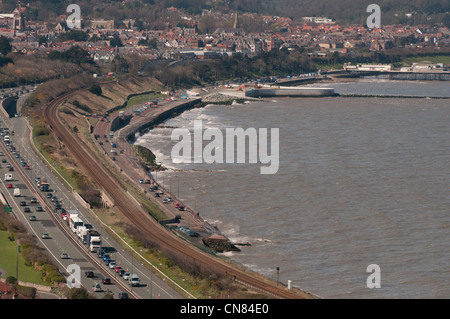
[
  {"left": 166, "top": 196, "right": 173, "bottom": 202},
  {"left": 60, "top": 252, "right": 69, "bottom": 259},
  {"left": 92, "top": 283, "right": 102, "bottom": 292},
  {"left": 7, "top": 184, "right": 12, "bottom": 188},
  {"left": 162, "top": 198, "right": 168, "bottom": 204},
  {"left": 41, "top": 233, "right": 50, "bottom": 239},
  {"left": 174, "top": 203, "right": 180, "bottom": 208},
  {"left": 188, "top": 230, "right": 199, "bottom": 237},
  {"left": 114, "top": 266, "right": 122, "bottom": 273},
  {"left": 24, "top": 166, "right": 30, "bottom": 170},
  {"left": 29, "top": 215, "right": 37, "bottom": 221},
  {"left": 108, "top": 261, "right": 116, "bottom": 269},
  {"left": 23, "top": 207, "right": 30, "bottom": 213},
  {"left": 20, "top": 201, "right": 26, "bottom": 206},
  {"left": 178, "top": 205, "right": 185, "bottom": 211},
  {"left": 36, "top": 206, "right": 43, "bottom": 212},
  {"left": 105, "top": 258, "right": 113, "bottom": 266},
  {"left": 117, "top": 269, "right": 125, "bottom": 276},
  {"left": 123, "top": 272, "right": 130, "bottom": 280},
  {"left": 154, "top": 192, "right": 160, "bottom": 197},
  {"left": 30, "top": 197, "right": 37, "bottom": 203},
  {"left": 85, "top": 271, "right": 95, "bottom": 278},
  {"left": 118, "top": 292, "right": 129, "bottom": 299},
  {"left": 102, "top": 277, "right": 112, "bottom": 285},
  {"left": 102, "top": 253, "right": 111, "bottom": 261},
  {"left": 46, "top": 193, "right": 53, "bottom": 199}
]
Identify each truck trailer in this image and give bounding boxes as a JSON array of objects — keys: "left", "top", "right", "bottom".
[{"left": 87, "top": 230, "right": 101, "bottom": 252}]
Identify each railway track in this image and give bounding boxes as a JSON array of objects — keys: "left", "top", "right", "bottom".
[{"left": 43, "top": 90, "right": 306, "bottom": 299}]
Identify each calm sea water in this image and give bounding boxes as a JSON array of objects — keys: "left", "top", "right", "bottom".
[{"left": 135, "top": 79, "right": 450, "bottom": 298}]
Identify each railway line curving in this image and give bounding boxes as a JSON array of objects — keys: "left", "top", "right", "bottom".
[{"left": 42, "top": 89, "right": 307, "bottom": 299}]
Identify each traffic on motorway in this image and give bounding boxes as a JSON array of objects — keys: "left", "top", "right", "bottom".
[{"left": 0, "top": 116, "right": 182, "bottom": 299}]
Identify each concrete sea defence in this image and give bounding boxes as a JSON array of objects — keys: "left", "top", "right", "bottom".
[{"left": 245, "top": 86, "right": 336, "bottom": 98}]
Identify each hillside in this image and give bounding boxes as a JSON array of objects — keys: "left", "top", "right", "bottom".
[{"left": 2, "top": 0, "right": 449, "bottom": 27}]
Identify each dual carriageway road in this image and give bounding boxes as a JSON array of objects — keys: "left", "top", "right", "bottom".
[{"left": 0, "top": 110, "right": 184, "bottom": 299}]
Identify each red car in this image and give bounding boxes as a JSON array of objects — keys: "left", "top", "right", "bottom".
[
  {"left": 114, "top": 266, "right": 122, "bottom": 273},
  {"left": 7, "top": 184, "right": 12, "bottom": 188},
  {"left": 61, "top": 212, "right": 68, "bottom": 220},
  {"left": 24, "top": 165, "right": 30, "bottom": 170}
]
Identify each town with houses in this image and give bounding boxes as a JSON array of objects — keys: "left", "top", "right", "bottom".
[{"left": 0, "top": 3, "right": 449, "bottom": 73}]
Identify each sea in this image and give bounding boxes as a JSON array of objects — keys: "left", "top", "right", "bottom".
[{"left": 135, "top": 79, "right": 450, "bottom": 298}]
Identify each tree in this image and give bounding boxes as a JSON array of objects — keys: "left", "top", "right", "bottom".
[
  {"left": 0, "top": 36, "right": 12, "bottom": 56},
  {"left": 89, "top": 84, "right": 102, "bottom": 96}
]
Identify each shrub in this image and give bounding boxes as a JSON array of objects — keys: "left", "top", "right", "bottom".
[{"left": 89, "top": 84, "right": 102, "bottom": 96}]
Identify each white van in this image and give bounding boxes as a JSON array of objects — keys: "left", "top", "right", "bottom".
[{"left": 129, "top": 274, "right": 140, "bottom": 287}]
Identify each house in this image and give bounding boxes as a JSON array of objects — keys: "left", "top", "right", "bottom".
[{"left": 93, "top": 50, "right": 116, "bottom": 63}]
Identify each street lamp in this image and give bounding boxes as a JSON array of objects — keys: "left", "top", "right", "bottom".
[{"left": 276, "top": 267, "right": 280, "bottom": 286}]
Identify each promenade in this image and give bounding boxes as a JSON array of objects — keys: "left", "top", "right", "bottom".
[{"left": 91, "top": 96, "right": 238, "bottom": 251}]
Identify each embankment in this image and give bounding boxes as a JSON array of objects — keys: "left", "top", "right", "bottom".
[{"left": 124, "top": 98, "right": 202, "bottom": 142}]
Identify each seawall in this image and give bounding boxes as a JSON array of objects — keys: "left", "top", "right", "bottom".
[
  {"left": 123, "top": 98, "right": 202, "bottom": 142},
  {"left": 245, "top": 87, "right": 336, "bottom": 98}
]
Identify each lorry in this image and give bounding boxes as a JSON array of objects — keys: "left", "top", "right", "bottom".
[
  {"left": 70, "top": 216, "right": 83, "bottom": 233},
  {"left": 4, "top": 173, "right": 12, "bottom": 181},
  {"left": 68, "top": 210, "right": 83, "bottom": 233},
  {"left": 13, "top": 188, "right": 20, "bottom": 197},
  {"left": 87, "top": 230, "right": 101, "bottom": 252},
  {"left": 129, "top": 274, "right": 140, "bottom": 287},
  {"left": 77, "top": 225, "right": 88, "bottom": 243}
]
